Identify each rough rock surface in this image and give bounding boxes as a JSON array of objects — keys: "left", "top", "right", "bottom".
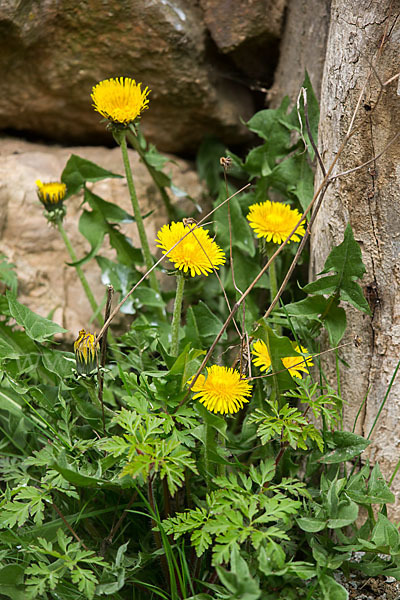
[
  {"left": 0, "top": 137, "right": 202, "bottom": 340},
  {"left": 199, "top": 0, "right": 285, "bottom": 80},
  {"left": 0, "top": 0, "right": 254, "bottom": 152}
]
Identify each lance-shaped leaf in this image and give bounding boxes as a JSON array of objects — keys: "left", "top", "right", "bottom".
[
  {"left": 7, "top": 291, "right": 67, "bottom": 342},
  {"left": 303, "top": 224, "right": 370, "bottom": 314},
  {"left": 61, "top": 154, "right": 122, "bottom": 197}
]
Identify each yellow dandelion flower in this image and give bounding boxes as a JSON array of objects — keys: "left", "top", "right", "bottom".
[
  {"left": 190, "top": 365, "right": 253, "bottom": 415},
  {"left": 36, "top": 180, "right": 66, "bottom": 210},
  {"left": 91, "top": 77, "right": 150, "bottom": 125},
  {"left": 74, "top": 329, "right": 99, "bottom": 375},
  {"left": 155, "top": 221, "right": 226, "bottom": 277},
  {"left": 252, "top": 339, "right": 313, "bottom": 379},
  {"left": 247, "top": 200, "right": 305, "bottom": 244}
]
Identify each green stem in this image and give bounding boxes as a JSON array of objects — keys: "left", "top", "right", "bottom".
[
  {"left": 120, "top": 133, "right": 161, "bottom": 298},
  {"left": 267, "top": 245, "right": 278, "bottom": 306},
  {"left": 57, "top": 218, "right": 119, "bottom": 355},
  {"left": 216, "top": 432, "right": 226, "bottom": 477},
  {"left": 170, "top": 272, "right": 185, "bottom": 356},
  {"left": 56, "top": 218, "right": 102, "bottom": 324},
  {"left": 204, "top": 422, "right": 214, "bottom": 491},
  {"left": 266, "top": 245, "right": 281, "bottom": 335},
  {"left": 126, "top": 130, "right": 176, "bottom": 220}
]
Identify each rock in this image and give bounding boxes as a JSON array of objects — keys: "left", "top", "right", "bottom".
[
  {"left": 0, "top": 137, "right": 203, "bottom": 340},
  {"left": 0, "top": 0, "right": 253, "bottom": 153},
  {"left": 200, "top": 0, "right": 285, "bottom": 81}
]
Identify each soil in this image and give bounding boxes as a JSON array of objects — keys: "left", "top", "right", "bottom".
[{"left": 335, "top": 573, "right": 400, "bottom": 599}]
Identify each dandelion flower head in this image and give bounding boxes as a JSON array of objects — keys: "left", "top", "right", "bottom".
[
  {"left": 252, "top": 339, "right": 313, "bottom": 379},
  {"left": 155, "top": 221, "right": 226, "bottom": 277},
  {"left": 36, "top": 180, "right": 66, "bottom": 209},
  {"left": 91, "top": 77, "right": 150, "bottom": 125},
  {"left": 247, "top": 200, "right": 305, "bottom": 244},
  {"left": 190, "top": 365, "right": 252, "bottom": 415}
]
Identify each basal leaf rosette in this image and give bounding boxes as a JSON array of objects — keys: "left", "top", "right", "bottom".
[
  {"left": 189, "top": 365, "right": 253, "bottom": 415},
  {"left": 91, "top": 77, "right": 150, "bottom": 126},
  {"left": 247, "top": 200, "right": 305, "bottom": 244},
  {"left": 252, "top": 340, "right": 313, "bottom": 379},
  {"left": 155, "top": 221, "right": 226, "bottom": 277}
]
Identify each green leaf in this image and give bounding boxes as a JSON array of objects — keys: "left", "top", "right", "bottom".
[
  {"left": 7, "top": 291, "right": 67, "bottom": 342},
  {"left": 320, "top": 431, "right": 371, "bottom": 464},
  {"left": 51, "top": 462, "right": 107, "bottom": 488},
  {"left": 323, "top": 301, "right": 347, "bottom": 345},
  {"left": 246, "top": 98, "right": 292, "bottom": 163},
  {"left": 285, "top": 295, "right": 328, "bottom": 317},
  {"left": 370, "top": 513, "right": 400, "bottom": 551},
  {"left": 216, "top": 550, "right": 261, "bottom": 600},
  {"left": 270, "top": 153, "right": 314, "bottom": 212},
  {"left": 319, "top": 574, "right": 348, "bottom": 600},
  {"left": 347, "top": 463, "right": 395, "bottom": 504},
  {"left": 244, "top": 144, "right": 273, "bottom": 177},
  {"left": 0, "top": 254, "right": 18, "bottom": 294},
  {"left": 297, "top": 517, "right": 327, "bottom": 532},
  {"left": 213, "top": 189, "right": 255, "bottom": 256},
  {"left": 74, "top": 207, "right": 106, "bottom": 267},
  {"left": 185, "top": 301, "right": 227, "bottom": 347},
  {"left": 288, "top": 71, "right": 320, "bottom": 160},
  {"left": 303, "top": 224, "right": 371, "bottom": 314},
  {"left": 0, "top": 585, "right": 27, "bottom": 600},
  {"left": 85, "top": 187, "right": 134, "bottom": 223},
  {"left": 61, "top": 154, "right": 122, "bottom": 196},
  {"left": 0, "top": 565, "right": 24, "bottom": 585},
  {"left": 134, "top": 287, "right": 165, "bottom": 308},
  {"left": 197, "top": 137, "right": 227, "bottom": 196},
  {"left": 224, "top": 250, "right": 269, "bottom": 293},
  {"left": 327, "top": 498, "right": 358, "bottom": 528},
  {"left": 108, "top": 226, "right": 144, "bottom": 266}
]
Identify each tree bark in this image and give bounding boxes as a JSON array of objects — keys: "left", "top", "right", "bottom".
[{"left": 311, "top": 0, "right": 400, "bottom": 510}]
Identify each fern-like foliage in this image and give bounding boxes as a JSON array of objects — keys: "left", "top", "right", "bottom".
[
  {"left": 100, "top": 408, "right": 198, "bottom": 495},
  {"left": 162, "top": 459, "right": 306, "bottom": 565}
]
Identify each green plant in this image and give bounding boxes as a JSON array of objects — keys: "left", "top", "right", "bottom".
[{"left": 0, "top": 74, "right": 397, "bottom": 600}]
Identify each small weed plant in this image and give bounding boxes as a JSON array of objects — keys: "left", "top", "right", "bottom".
[{"left": 0, "top": 75, "right": 399, "bottom": 600}]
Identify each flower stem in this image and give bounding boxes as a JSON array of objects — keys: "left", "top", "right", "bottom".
[
  {"left": 266, "top": 245, "right": 281, "bottom": 335},
  {"left": 120, "top": 133, "right": 161, "bottom": 298},
  {"left": 170, "top": 272, "right": 185, "bottom": 357},
  {"left": 126, "top": 130, "right": 176, "bottom": 221},
  {"left": 57, "top": 218, "right": 119, "bottom": 353},
  {"left": 56, "top": 218, "right": 102, "bottom": 325},
  {"left": 204, "top": 422, "right": 214, "bottom": 491}
]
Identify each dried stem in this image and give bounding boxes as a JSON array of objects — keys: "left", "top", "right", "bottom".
[{"left": 51, "top": 500, "right": 89, "bottom": 551}]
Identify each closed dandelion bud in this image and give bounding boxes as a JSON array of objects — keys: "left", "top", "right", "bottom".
[
  {"left": 74, "top": 329, "right": 99, "bottom": 375},
  {"left": 36, "top": 180, "right": 67, "bottom": 223}
]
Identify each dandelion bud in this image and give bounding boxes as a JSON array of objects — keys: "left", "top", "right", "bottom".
[
  {"left": 74, "top": 329, "right": 99, "bottom": 375},
  {"left": 36, "top": 180, "right": 67, "bottom": 223}
]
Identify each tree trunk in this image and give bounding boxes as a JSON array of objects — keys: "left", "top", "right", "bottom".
[{"left": 311, "top": 0, "right": 400, "bottom": 510}]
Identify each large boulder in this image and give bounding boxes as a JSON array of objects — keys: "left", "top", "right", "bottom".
[{"left": 0, "top": 0, "right": 255, "bottom": 152}]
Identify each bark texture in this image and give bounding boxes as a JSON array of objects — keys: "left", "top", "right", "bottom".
[{"left": 311, "top": 0, "right": 400, "bottom": 508}]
